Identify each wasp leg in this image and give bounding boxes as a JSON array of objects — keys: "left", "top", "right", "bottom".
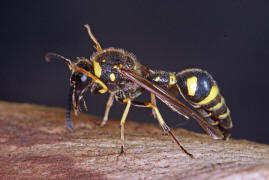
[
  {"left": 119, "top": 98, "right": 132, "bottom": 154},
  {"left": 100, "top": 93, "right": 115, "bottom": 127},
  {"left": 131, "top": 101, "right": 193, "bottom": 158},
  {"left": 150, "top": 93, "right": 157, "bottom": 119},
  {"left": 81, "top": 97, "right": 88, "bottom": 111}
]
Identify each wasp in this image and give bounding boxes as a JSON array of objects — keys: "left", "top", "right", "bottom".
[{"left": 45, "top": 24, "right": 232, "bottom": 158}]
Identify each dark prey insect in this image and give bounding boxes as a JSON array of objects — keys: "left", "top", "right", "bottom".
[{"left": 45, "top": 24, "right": 232, "bottom": 158}]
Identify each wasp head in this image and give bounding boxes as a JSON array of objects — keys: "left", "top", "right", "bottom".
[
  {"left": 70, "top": 58, "right": 93, "bottom": 114},
  {"left": 45, "top": 53, "right": 94, "bottom": 131}
]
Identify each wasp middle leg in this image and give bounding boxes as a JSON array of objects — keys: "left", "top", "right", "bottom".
[{"left": 100, "top": 93, "right": 115, "bottom": 127}]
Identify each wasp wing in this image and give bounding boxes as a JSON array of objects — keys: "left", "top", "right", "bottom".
[{"left": 121, "top": 68, "right": 224, "bottom": 139}]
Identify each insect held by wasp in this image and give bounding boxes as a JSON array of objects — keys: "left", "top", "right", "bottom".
[{"left": 45, "top": 24, "right": 232, "bottom": 158}]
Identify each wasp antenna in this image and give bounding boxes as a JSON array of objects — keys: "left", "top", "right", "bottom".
[
  {"left": 45, "top": 52, "right": 73, "bottom": 70},
  {"left": 66, "top": 86, "right": 74, "bottom": 131},
  {"left": 84, "top": 24, "right": 102, "bottom": 52}
]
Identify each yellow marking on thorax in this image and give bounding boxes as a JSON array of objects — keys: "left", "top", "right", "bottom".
[
  {"left": 186, "top": 76, "right": 197, "bottom": 96},
  {"left": 154, "top": 76, "right": 160, "bottom": 82},
  {"left": 110, "top": 73, "right": 116, "bottom": 82},
  {"left": 208, "top": 97, "right": 224, "bottom": 111},
  {"left": 133, "top": 64, "right": 137, "bottom": 70},
  {"left": 218, "top": 109, "right": 230, "bottom": 119},
  {"left": 101, "top": 59, "right": 106, "bottom": 63},
  {"left": 93, "top": 60, "right": 102, "bottom": 78},
  {"left": 169, "top": 73, "right": 176, "bottom": 85},
  {"left": 197, "top": 86, "right": 219, "bottom": 105},
  {"left": 113, "top": 64, "right": 123, "bottom": 69}
]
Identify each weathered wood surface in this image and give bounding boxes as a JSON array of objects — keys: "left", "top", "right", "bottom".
[{"left": 0, "top": 101, "right": 268, "bottom": 180}]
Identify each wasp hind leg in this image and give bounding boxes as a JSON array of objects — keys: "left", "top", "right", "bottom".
[
  {"left": 131, "top": 101, "right": 193, "bottom": 158},
  {"left": 150, "top": 93, "right": 157, "bottom": 119}
]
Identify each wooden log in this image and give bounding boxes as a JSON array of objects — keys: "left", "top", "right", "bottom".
[{"left": 0, "top": 101, "right": 268, "bottom": 180}]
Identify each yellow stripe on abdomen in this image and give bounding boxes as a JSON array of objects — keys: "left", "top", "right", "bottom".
[
  {"left": 196, "top": 86, "right": 219, "bottom": 105},
  {"left": 208, "top": 97, "right": 224, "bottom": 111},
  {"left": 218, "top": 109, "right": 230, "bottom": 119},
  {"left": 186, "top": 76, "right": 197, "bottom": 96},
  {"left": 169, "top": 73, "right": 176, "bottom": 85},
  {"left": 154, "top": 76, "right": 160, "bottom": 82}
]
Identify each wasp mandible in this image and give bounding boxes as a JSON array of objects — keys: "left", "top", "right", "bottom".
[{"left": 45, "top": 25, "right": 232, "bottom": 158}]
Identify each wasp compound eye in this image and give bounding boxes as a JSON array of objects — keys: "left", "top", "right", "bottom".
[
  {"left": 81, "top": 74, "right": 87, "bottom": 82},
  {"left": 71, "top": 72, "right": 91, "bottom": 91}
]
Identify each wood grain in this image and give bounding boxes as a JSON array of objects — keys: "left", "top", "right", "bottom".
[{"left": 0, "top": 101, "right": 268, "bottom": 180}]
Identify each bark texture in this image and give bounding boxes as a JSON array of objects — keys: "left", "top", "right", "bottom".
[{"left": 0, "top": 101, "right": 268, "bottom": 180}]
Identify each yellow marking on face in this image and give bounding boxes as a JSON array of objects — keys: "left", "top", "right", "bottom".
[
  {"left": 169, "top": 73, "right": 176, "bottom": 85},
  {"left": 110, "top": 73, "right": 116, "bottom": 82},
  {"left": 197, "top": 86, "right": 219, "bottom": 105},
  {"left": 133, "top": 64, "right": 137, "bottom": 70},
  {"left": 101, "top": 59, "right": 106, "bottom": 63},
  {"left": 186, "top": 76, "right": 197, "bottom": 96},
  {"left": 154, "top": 76, "right": 160, "bottom": 82},
  {"left": 218, "top": 109, "right": 230, "bottom": 119},
  {"left": 93, "top": 60, "right": 102, "bottom": 78},
  {"left": 208, "top": 97, "right": 224, "bottom": 111}
]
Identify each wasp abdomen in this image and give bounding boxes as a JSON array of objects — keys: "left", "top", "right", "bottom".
[
  {"left": 176, "top": 69, "right": 232, "bottom": 139},
  {"left": 148, "top": 70, "right": 177, "bottom": 86}
]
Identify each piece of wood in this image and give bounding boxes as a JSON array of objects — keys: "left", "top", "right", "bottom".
[{"left": 0, "top": 101, "right": 268, "bottom": 180}]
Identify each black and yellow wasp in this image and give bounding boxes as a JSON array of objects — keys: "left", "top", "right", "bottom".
[{"left": 45, "top": 24, "right": 232, "bottom": 158}]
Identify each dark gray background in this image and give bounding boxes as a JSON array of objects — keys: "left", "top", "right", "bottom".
[{"left": 1, "top": 1, "right": 269, "bottom": 144}]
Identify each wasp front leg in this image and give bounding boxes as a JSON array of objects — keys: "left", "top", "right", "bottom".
[{"left": 100, "top": 93, "right": 115, "bottom": 127}]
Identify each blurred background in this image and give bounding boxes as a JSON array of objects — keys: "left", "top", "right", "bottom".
[{"left": 1, "top": 1, "right": 268, "bottom": 144}]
